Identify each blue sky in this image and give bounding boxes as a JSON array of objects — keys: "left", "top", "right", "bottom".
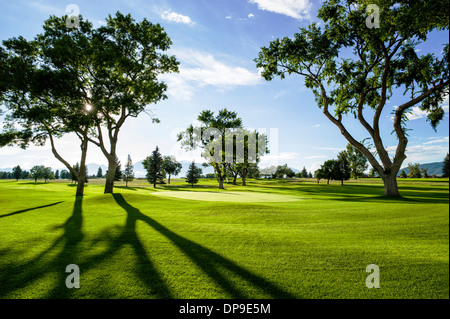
[{"left": 0, "top": 0, "right": 448, "bottom": 175}]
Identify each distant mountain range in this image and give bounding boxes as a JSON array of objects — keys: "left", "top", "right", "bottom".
[{"left": 398, "top": 162, "right": 445, "bottom": 177}]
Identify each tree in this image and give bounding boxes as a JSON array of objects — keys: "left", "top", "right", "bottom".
[
  {"left": 60, "top": 170, "right": 69, "bottom": 180},
  {"left": 255, "top": 0, "right": 449, "bottom": 197},
  {"left": 421, "top": 168, "right": 429, "bottom": 179},
  {"left": 178, "top": 109, "right": 243, "bottom": 189},
  {"left": 344, "top": 143, "right": 368, "bottom": 179},
  {"left": 162, "top": 156, "right": 182, "bottom": 184},
  {"left": 407, "top": 163, "right": 422, "bottom": 178},
  {"left": 400, "top": 170, "right": 407, "bottom": 179},
  {"left": 12, "top": 165, "right": 22, "bottom": 181},
  {"left": 321, "top": 160, "right": 337, "bottom": 185},
  {"left": 186, "top": 161, "right": 201, "bottom": 188},
  {"left": 315, "top": 168, "right": 325, "bottom": 184},
  {"left": 30, "top": 166, "right": 44, "bottom": 183},
  {"left": 335, "top": 152, "right": 351, "bottom": 186},
  {"left": 123, "top": 155, "right": 135, "bottom": 187},
  {"left": 443, "top": 153, "right": 450, "bottom": 177},
  {"left": 71, "top": 163, "right": 81, "bottom": 184},
  {"left": 55, "top": 170, "right": 60, "bottom": 180},
  {"left": 97, "top": 167, "right": 103, "bottom": 179},
  {"left": 143, "top": 146, "right": 164, "bottom": 188},
  {"left": 274, "top": 164, "right": 295, "bottom": 179},
  {"left": 301, "top": 167, "right": 308, "bottom": 178},
  {"left": 114, "top": 160, "right": 122, "bottom": 182},
  {"left": 83, "top": 12, "right": 179, "bottom": 194},
  {"left": 308, "top": 172, "right": 313, "bottom": 179},
  {"left": 0, "top": 15, "right": 96, "bottom": 196},
  {"left": 42, "top": 167, "right": 54, "bottom": 183}
]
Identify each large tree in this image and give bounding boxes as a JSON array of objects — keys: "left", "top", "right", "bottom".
[
  {"left": 0, "top": 19, "right": 94, "bottom": 196},
  {"left": 255, "top": 0, "right": 449, "bottom": 197},
  {"left": 84, "top": 12, "right": 179, "bottom": 194},
  {"left": 178, "top": 109, "right": 243, "bottom": 189}
]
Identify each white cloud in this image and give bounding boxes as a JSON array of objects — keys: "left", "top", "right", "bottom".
[
  {"left": 226, "top": 16, "right": 232, "bottom": 20},
  {"left": 248, "top": 0, "right": 312, "bottom": 20},
  {"left": 392, "top": 94, "right": 450, "bottom": 121},
  {"left": 386, "top": 137, "right": 449, "bottom": 164},
  {"left": 248, "top": 13, "right": 255, "bottom": 18},
  {"left": 161, "top": 10, "right": 194, "bottom": 25},
  {"left": 160, "top": 49, "right": 262, "bottom": 100}
]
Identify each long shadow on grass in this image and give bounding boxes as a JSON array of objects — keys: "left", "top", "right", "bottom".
[
  {"left": 0, "top": 195, "right": 174, "bottom": 299},
  {"left": 112, "top": 193, "right": 297, "bottom": 299},
  {"left": 0, "top": 197, "right": 83, "bottom": 298},
  {"left": 0, "top": 202, "right": 64, "bottom": 219}
]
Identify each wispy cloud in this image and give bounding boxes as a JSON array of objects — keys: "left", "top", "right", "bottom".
[
  {"left": 161, "top": 10, "right": 194, "bottom": 25},
  {"left": 248, "top": 0, "right": 312, "bottom": 20},
  {"left": 160, "top": 48, "right": 262, "bottom": 100},
  {"left": 386, "top": 137, "right": 449, "bottom": 164}
]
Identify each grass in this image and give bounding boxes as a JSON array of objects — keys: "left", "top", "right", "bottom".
[{"left": 0, "top": 178, "right": 448, "bottom": 299}]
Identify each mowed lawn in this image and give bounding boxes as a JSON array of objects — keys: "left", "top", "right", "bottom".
[{"left": 0, "top": 178, "right": 448, "bottom": 299}]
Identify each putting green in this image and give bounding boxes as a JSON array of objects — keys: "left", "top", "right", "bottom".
[{"left": 152, "top": 191, "right": 303, "bottom": 202}]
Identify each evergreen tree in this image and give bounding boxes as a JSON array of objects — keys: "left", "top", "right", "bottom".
[
  {"left": 97, "top": 167, "right": 103, "bottom": 179},
  {"left": 143, "top": 146, "right": 164, "bottom": 188},
  {"left": 55, "top": 169, "right": 60, "bottom": 180},
  {"left": 123, "top": 155, "right": 135, "bottom": 187},
  {"left": 186, "top": 161, "right": 200, "bottom": 187},
  {"left": 301, "top": 167, "right": 308, "bottom": 178},
  {"left": 400, "top": 171, "right": 407, "bottom": 178},
  {"left": 12, "top": 165, "right": 22, "bottom": 181}
]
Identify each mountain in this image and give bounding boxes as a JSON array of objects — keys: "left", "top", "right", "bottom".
[{"left": 399, "top": 162, "right": 445, "bottom": 177}]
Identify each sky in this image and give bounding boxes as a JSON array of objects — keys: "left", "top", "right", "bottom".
[{"left": 0, "top": 0, "right": 449, "bottom": 174}]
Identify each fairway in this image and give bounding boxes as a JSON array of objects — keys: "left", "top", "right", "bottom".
[
  {"left": 0, "top": 178, "right": 448, "bottom": 299},
  {"left": 152, "top": 190, "right": 303, "bottom": 202}
]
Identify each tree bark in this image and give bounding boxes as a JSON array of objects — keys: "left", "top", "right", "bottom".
[
  {"left": 218, "top": 179, "right": 224, "bottom": 189},
  {"left": 104, "top": 159, "right": 117, "bottom": 194},
  {"left": 75, "top": 137, "right": 88, "bottom": 197},
  {"left": 381, "top": 172, "right": 400, "bottom": 197},
  {"left": 242, "top": 175, "right": 247, "bottom": 186}
]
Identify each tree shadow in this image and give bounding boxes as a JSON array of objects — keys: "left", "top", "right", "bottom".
[
  {"left": 112, "top": 193, "right": 297, "bottom": 299},
  {"left": 0, "top": 202, "right": 64, "bottom": 219},
  {"left": 0, "top": 197, "right": 83, "bottom": 298}
]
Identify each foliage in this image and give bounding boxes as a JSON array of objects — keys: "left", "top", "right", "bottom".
[
  {"left": 443, "top": 154, "right": 450, "bottom": 177},
  {"left": 143, "top": 146, "right": 165, "bottom": 188},
  {"left": 255, "top": 0, "right": 449, "bottom": 196},
  {"left": 123, "top": 155, "right": 135, "bottom": 187},
  {"left": 186, "top": 161, "right": 201, "bottom": 187},
  {"left": 162, "top": 156, "right": 182, "bottom": 184}
]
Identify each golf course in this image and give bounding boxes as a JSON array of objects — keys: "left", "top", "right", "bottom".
[{"left": 0, "top": 178, "right": 448, "bottom": 299}]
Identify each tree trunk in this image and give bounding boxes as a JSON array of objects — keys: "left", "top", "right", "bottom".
[
  {"left": 104, "top": 159, "right": 117, "bottom": 194},
  {"left": 76, "top": 138, "right": 88, "bottom": 197},
  {"left": 242, "top": 175, "right": 247, "bottom": 186},
  {"left": 168, "top": 174, "right": 171, "bottom": 184},
  {"left": 381, "top": 173, "right": 400, "bottom": 197},
  {"left": 218, "top": 179, "right": 224, "bottom": 189},
  {"left": 232, "top": 175, "right": 237, "bottom": 185}
]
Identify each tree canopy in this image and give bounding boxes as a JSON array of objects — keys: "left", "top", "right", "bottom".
[{"left": 255, "top": 0, "right": 449, "bottom": 196}]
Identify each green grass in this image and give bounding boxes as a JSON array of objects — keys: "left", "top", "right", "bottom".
[{"left": 0, "top": 178, "right": 448, "bottom": 299}]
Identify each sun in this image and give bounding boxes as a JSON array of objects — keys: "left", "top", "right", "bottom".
[{"left": 85, "top": 104, "right": 93, "bottom": 112}]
